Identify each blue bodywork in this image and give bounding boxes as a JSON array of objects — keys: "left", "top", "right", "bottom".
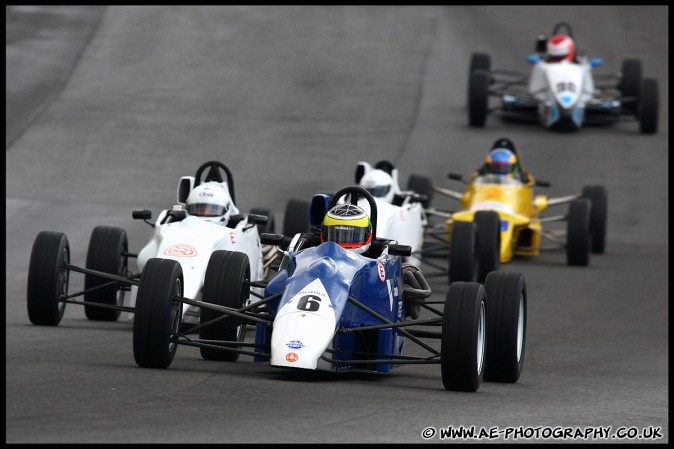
[{"left": 254, "top": 241, "right": 406, "bottom": 373}]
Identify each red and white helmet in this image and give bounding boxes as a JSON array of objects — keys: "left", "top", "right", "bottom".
[{"left": 546, "top": 34, "right": 575, "bottom": 62}]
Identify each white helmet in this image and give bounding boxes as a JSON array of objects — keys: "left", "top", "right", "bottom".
[
  {"left": 185, "top": 184, "right": 234, "bottom": 223},
  {"left": 359, "top": 169, "right": 395, "bottom": 203}
]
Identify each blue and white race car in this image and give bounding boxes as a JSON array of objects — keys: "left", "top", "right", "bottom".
[
  {"left": 132, "top": 186, "right": 528, "bottom": 392},
  {"left": 468, "top": 22, "right": 659, "bottom": 133}
]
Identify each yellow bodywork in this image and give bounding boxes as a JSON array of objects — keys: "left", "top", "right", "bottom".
[{"left": 446, "top": 175, "right": 550, "bottom": 263}]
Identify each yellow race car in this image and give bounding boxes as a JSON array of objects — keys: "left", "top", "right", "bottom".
[{"left": 423, "top": 138, "right": 607, "bottom": 283}]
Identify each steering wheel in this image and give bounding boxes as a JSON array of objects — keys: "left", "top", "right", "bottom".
[
  {"left": 194, "top": 161, "right": 235, "bottom": 204},
  {"left": 329, "top": 185, "right": 378, "bottom": 240}
]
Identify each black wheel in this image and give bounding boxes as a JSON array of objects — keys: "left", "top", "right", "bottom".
[
  {"left": 638, "top": 78, "right": 658, "bottom": 134},
  {"left": 283, "top": 199, "right": 310, "bottom": 236},
  {"left": 567, "top": 199, "right": 591, "bottom": 266},
  {"left": 441, "top": 282, "right": 486, "bottom": 392},
  {"left": 449, "top": 221, "right": 478, "bottom": 283},
  {"left": 27, "top": 231, "right": 70, "bottom": 326},
  {"left": 619, "top": 59, "right": 642, "bottom": 115},
  {"left": 483, "top": 271, "right": 526, "bottom": 383},
  {"left": 468, "top": 69, "right": 489, "bottom": 127},
  {"left": 582, "top": 185, "right": 608, "bottom": 254},
  {"left": 469, "top": 52, "right": 491, "bottom": 74},
  {"left": 84, "top": 226, "right": 128, "bottom": 321},
  {"left": 133, "top": 258, "right": 183, "bottom": 369},
  {"left": 474, "top": 211, "right": 501, "bottom": 283},
  {"left": 406, "top": 174, "right": 433, "bottom": 208},
  {"left": 199, "top": 250, "right": 250, "bottom": 361},
  {"left": 249, "top": 207, "right": 275, "bottom": 234}
]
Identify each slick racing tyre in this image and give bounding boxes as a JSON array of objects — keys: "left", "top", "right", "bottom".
[
  {"left": 483, "top": 271, "right": 526, "bottom": 383},
  {"left": 200, "top": 250, "right": 250, "bottom": 361},
  {"left": 468, "top": 69, "right": 489, "bottom": 127},
  {"left": 582, "top": 185, "right": 608, "bottom": 254},
  {"left": 250, "top": 207, "right": 275, "bottom": 234},
  {"left": 282, "top": 199, "right": 311, "bottom": 236},
  {"left": 133, "top": 258, "right": 184, "bottom": 369},
  {"left": 638, "top": 78, "right": 658, "bottom": 134},
  {"left": 84, "top": 226, "right": 128, "bottom": 321},
  {"left": 469, "top": 52, "right": 491, "bottom": 75},
  {"left": 567, "top": 199, "right": 591, "bottom": 266},
  {"left": 474, "top": 211, "right": 501, "bottom": 283},
  {"left": 27, "top": 231, "right": 70, "bottom": 326},
  {"left": 619, "top": 59, "right": 642, "bottom": 116},
  {"left": 449, "top": 221, "right": 478, "bottom": 283},
  {"left": 441, "top": 282, "right": 486, "bottom": 392},
  {"left": 406, "top": 174, "right": 433, "bottom": 208}
]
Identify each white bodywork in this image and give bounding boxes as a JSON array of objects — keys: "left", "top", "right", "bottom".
[
  {"left": 356, "top": 161, "right": 427, "bottom": 267},
  {"left": 126, "top": 179, "right": 264, "bottom": 322},
  {"left": 528, "top": 59, "right": 595, "bottom": 127}
]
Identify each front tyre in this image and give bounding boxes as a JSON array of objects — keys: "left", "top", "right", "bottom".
[
  {"left": 441, "top": 282, "right": 486, "bottom": 392},
  {"left": 200, "top": 251, "right": 250, "bottom": 361},
  {"left": 582, "top": 185, "right": 608, "bottom": 254},
  {"left": 282, "top": 199, "right": 310, "bottom": 237},
  {"left": 567, "top": 199, "right": 591, "bottom": 266},
  {"left": 474, "top": 211, "right": 501, "bottom": 283},
  {"left": 27, "top": 231, "right": 70, "bottom": 326},
  {"left": 133, "top": 258, "right": 184, "bottom": 369},
  {"left": 84, "top": 226, "right": 128, "bottom": 321},
  {"left": 638, "top": 78, "right": 658, "bottom": 134},
  {"left": 468, "top": 69, "right": 489, "bottom": 127},
  {"left": 619, "top": 59, "right": 642, "bottom": 115},
  {"left": 449, "top": 221, "right": 478, "bottom": 283},
  {"left": 483, "top": 271, "right": 526, "bottom": 383}
]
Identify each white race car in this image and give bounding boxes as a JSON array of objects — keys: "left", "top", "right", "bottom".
[
  {"left": 468, "top": 22, "right": 659, "bottom": 133},
  {"left": 26, "top": 161, "right": 277, "bottom": 333}
]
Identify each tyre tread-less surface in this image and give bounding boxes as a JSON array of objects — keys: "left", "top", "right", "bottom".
[
  {"left": 474, "top": 210, "right": 501, "bottom": 283},
  {"left": 483, "top": 271, "right": 526, "bottom": 383},
  {"left": 84, "top": 226, "right": 128, "bottom": 321},
  {"left": 406, "top": 174, "right": 433, "bottom": 208},
  {"left": 441, "top": 282, "right": 486, "bottom": 392},
  {"left": 199, "top": 250, "right": 251, "bottom": 361},
  {"left": 619, "top": 58, "right": 642, "bottom": 115},
  {"left": 582, "top": 185, "right": 608, "bottom": 254},
  {"left": 282, "top": 199, "right": 311, "bottom": 236},
  {"left": 638, "top": 78, "right": 659, "bottom": 134},
  {"left": 567, "top": 199, "right": 591, "bottom": 266},
  {"left": 468, "top": 69, "right": 489, "bottom": 127},
  {"left": 449, "top": 221, "right": 478, "bottom": 283},
  {"left": 27, "top": 231, "right": 70, "bottom": 326},
  {"left": 133, "top": 258, "right": 184, "bottom": 369}
]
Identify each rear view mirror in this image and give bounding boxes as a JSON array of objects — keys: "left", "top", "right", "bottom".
[
  {"left": 388, "top": 244, "right": 412, "bottom": 257},
  {"left": 132, "top": 209, "right": 152, "bottom": 220},
  {"left": 260, "top": 233, "right": 285, "bottom": 246},
  {"left": 248, "top": 214, "right": 268, "bottom": 225},
  {"left": 527, "top": 54, "right": 541, "bottom": 65},
  {"left": 535, "top": 35, "right": 547, "bottom": 53}
]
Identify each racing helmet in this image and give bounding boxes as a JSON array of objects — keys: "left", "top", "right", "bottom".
[
  {"left": 359, "top": 169, "right": 395, "bottom": 203},
  {"left": 485, "top": 148, "right": 518, "bottom": 177},
  {"left": 546, "top": 34, "right": 575, "bottom": 62},
  {"left": 185, "top": 184, "right": 232, "bottom": 220},
  {"left": 320, "top": 204, "right": 372, "bottom": 254}
]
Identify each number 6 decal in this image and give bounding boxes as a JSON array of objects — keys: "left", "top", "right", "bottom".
[{"left": 297, "top": 295, "right": 321, "bottom": 312}]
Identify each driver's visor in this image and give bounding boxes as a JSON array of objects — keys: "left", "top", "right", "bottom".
[
  {"left": 364, "top": 185, "right": 391, "bottom": 198},
  {"left": 487, "top": 163, "right": 513, "bottom": 175},
  {"left": 186, "top": 203, "right": 227, "bottom": 217},
  {"left": 321, "top": 224, "right": 372, "bottom": 248}
]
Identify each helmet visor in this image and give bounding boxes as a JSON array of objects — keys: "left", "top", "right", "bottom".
[
  {"left": 487, "top": 163, "right": 512, "bottom": 175},
  {"left": 364, "top": 185, "right": 391, "bottom": 198},
  {"left": 322, "top": 224, "right": 372, "bottom": 248},
  {"left": 186, "top": 202, "right": 227, "bottom": 217}
]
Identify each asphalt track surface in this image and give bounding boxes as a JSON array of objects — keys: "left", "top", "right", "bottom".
[{"left": 5, "top": 5, "right": 668, "bottom": 444}]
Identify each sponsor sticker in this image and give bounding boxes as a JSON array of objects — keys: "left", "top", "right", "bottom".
[
  {"left": 286, "top": 340, "right": 305, "bottom": 350},
  {"left": 286, "top": 352, "right": 298, "bottom": 363},
  {"left": 163, "top": 244, "right": 197, "bottom": 257},
  {"left": 377, "top": 262, "right": 386, "bottom": 282}
]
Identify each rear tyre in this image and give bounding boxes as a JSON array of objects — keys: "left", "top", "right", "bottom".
[
  {"left": 468, "top": 69, "right": 489, "bottom": 127},
  {"left": 283, "top": 199, "right": 311, "bottom": 236},
  {"left": 27, "top": 231, "right": 70, "bottom": 326},
  {"left": 619, "top": 59, "right": 642, "bottom": 115},
  {"left": 449, "top": 221, "right": 478, "bottom": 283},
  {"left": 441, "top": 282, "right": 486, "bottom": 392},
  {"left": 483, "top": 271, "right": 526, "bottom": 383},
  {"left": 474, "top": 211, "right": 501, "bottom": 283},
  {"left": 200, "top": 251, "right": 250, "bottom": 361},
  {"left": 638, "top": 78, "right": 658, "bottom": 134},
  {"left": 582, "top": 185, "right": 608, "bottom": 254},
  {"left": 567, "top": 199, "right": 591, "bottom": 266},
  {"left": 84, "top": 226, "right": 128, "bottom": 321},
  {"left": 469, "top": 52, "right": 491, "bottom": 74},
  {"left": 406, "top": 174, "right": 433, "bottom": 208},
  {"left": 133, "top": 258, "right": 183, "bottom": 369},
  {"left": 249, "top": 207, "right": 275, "bottom": 234}
]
